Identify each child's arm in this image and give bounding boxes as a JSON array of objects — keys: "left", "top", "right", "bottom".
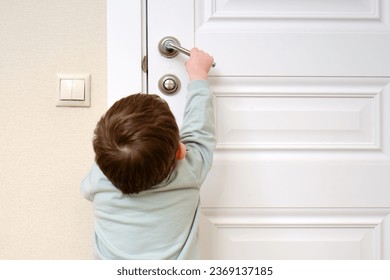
[{"left": 180, "top": 48, "right": 216, "bottom": 182}]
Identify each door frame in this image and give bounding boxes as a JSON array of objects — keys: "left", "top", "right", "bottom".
[{"left": 107, "top": 0, "right": 146, "bottom": 107}]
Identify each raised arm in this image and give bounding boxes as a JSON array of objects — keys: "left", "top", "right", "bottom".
[{"left": 180, "top": 48, "right": 216, "bottom": 180}]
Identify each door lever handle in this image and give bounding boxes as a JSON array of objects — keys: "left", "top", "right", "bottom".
[
  {"left": 166, "top": 42, "right": 190, "bottom": 56},
  {"left": 167, "top": 42, "right": 216, "bottom": 68},
  {"left": 159, "top": 36, "right": 216, "bottom": 68}
]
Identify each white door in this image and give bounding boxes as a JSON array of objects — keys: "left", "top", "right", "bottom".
[{"left": 112, "top": 0, "right": 390, "bottom": 259}]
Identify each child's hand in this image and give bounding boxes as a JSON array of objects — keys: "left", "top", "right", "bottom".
[{"left": 185, "top": 48, "right": 214, "bottom": 81}]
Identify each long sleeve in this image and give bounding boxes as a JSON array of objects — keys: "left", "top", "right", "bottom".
[{"left": 180, "top": 80, "right": 216, "bottom": 181}]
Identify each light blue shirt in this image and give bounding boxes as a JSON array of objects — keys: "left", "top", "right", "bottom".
[{"left": 80, "top": 80, "right": 216, "bottom": 259}]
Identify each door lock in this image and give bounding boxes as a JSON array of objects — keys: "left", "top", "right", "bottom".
[{"left": 158, "top": 74, "right": 181, "bottom": 95}]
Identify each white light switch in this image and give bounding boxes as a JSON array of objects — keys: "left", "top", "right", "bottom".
[
  {"left": 56, "top": 74, "right": 90, "bottom": 107},
  {"left": 60, "top": 79, "right": 73, "bottom": 100},
  {"left": 72, "top": 79, "right": 85, "bottom": 100}
]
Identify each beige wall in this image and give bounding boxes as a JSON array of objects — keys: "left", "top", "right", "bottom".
[{"left": 0, "top": 0, "right": 107, "bottom": 259}]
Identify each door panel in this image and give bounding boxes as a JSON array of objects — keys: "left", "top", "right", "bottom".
[
  {"left": 195, "top": 0, "right": 390, "bottom": 76},
  {"left": 147, "top": 0, "right": 390, "bottom": 259},
  {"left": 200, "top": 208, "right": 388, "bottom": 260},
  {"left": 212, "top": 77, "right": 386, "bottom": 149}
]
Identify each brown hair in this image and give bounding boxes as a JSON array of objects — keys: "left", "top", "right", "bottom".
[{"left": 93, "top": 93, "right": 180, "bottom": 194}]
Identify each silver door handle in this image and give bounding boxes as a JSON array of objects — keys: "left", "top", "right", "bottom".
[{"left": 158, "top": 36, "right": 216, "bottom": 68}]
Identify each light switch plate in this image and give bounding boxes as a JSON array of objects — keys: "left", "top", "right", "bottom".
[{"left": 56, "top": 74, "right": 91, "bottom": 107}]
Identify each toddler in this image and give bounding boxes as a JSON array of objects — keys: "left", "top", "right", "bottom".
[{"left": 80, "top": 48, "right": 216, "bottom": 259}]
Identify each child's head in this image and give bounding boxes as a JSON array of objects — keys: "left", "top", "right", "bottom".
[{"left": 93, "top": 93, "right": 185, "bottom": 195}]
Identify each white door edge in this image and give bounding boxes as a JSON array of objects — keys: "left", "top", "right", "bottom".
[{"left": 107, "top": 0, "right": 146, "bottom": 107}]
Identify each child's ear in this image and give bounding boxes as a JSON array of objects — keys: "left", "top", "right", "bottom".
[{"left": 176, "top": 142, "right": 187, "bottom": 160}]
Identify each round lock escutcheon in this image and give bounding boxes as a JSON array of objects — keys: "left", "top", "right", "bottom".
[
  {"left": 158, "top": 74, "right": 181, "bottom": 95},
  {"left": 158, "top": 37, "right": 181, "bottom": 58}
]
